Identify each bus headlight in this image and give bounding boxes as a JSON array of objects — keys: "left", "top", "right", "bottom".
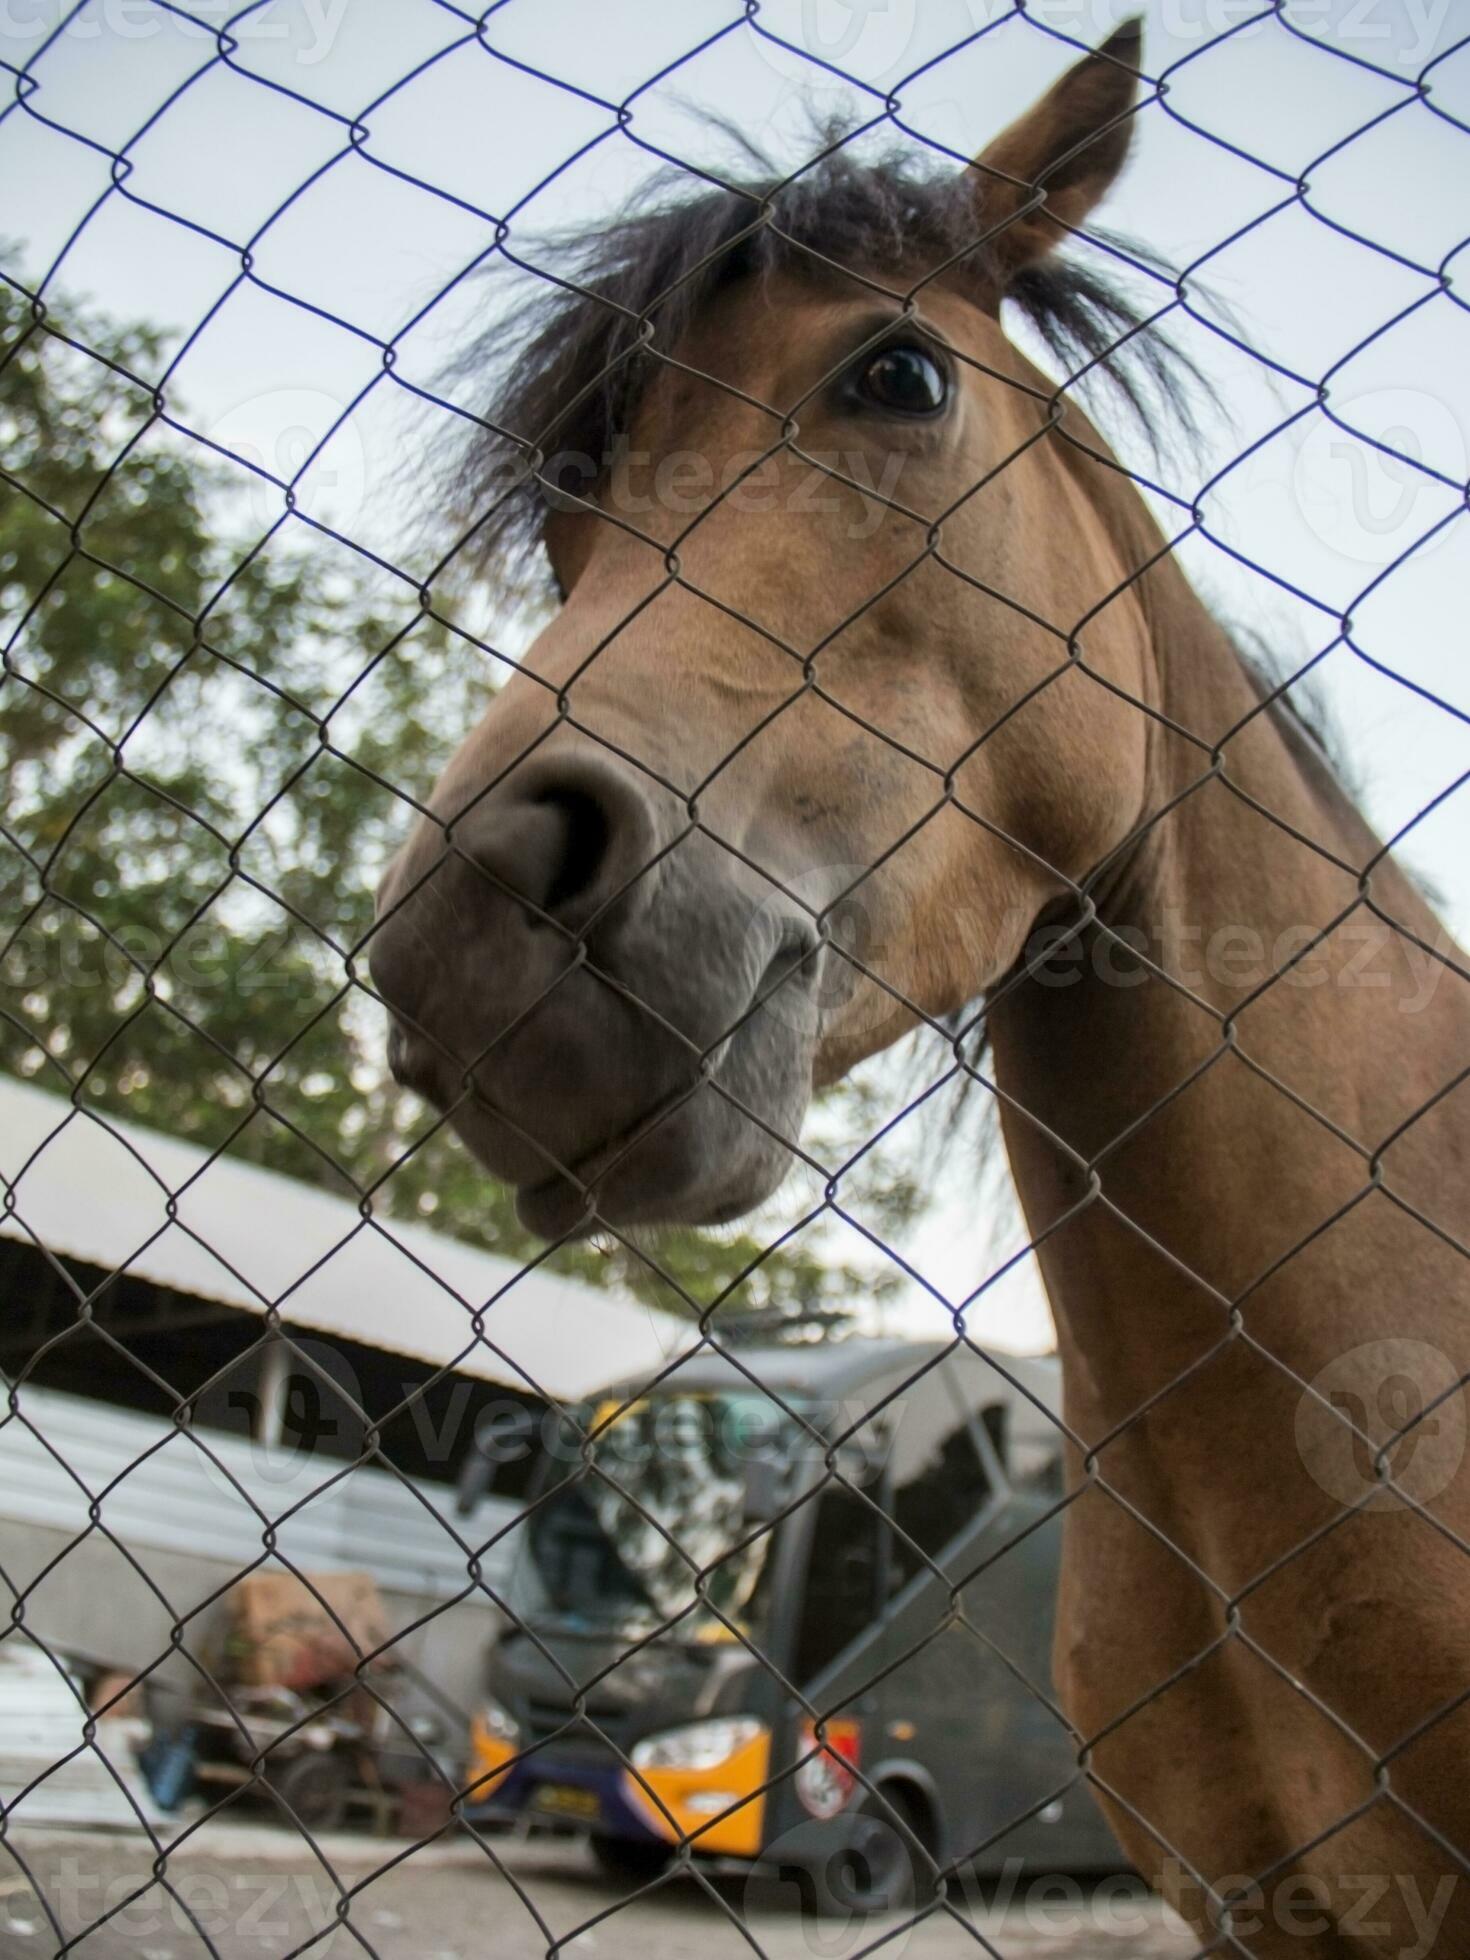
[
  {"left": 468, "top": 1694, "right": 522, "bottom": 1793},
  {"left": 476, "top": 1695, "right": 521, "bottom": 1746},
  {"left": 631, "top": 1717, "right": 764, "bottom": 1772}
]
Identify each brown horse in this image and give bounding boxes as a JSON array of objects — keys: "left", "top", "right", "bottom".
[{"left": 371, "top": 24, "right": 1470, "bottom": 1954}]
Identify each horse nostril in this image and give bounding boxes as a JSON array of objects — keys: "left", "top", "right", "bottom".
[
  {"left": 533, "top": 788, "right": 611, "bottom": 915},
  {"left": 463, "top": 758, "right": 656, "bottom": 928}
]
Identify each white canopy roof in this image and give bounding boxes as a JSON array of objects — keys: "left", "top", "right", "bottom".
[{"left": 0, "top": 1076, "right": 690, "bottom": 1402}]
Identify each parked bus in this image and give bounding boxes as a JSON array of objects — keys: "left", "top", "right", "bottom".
[{"left": 457, "top": 1339, "right": 1121, "bottom": 1911}]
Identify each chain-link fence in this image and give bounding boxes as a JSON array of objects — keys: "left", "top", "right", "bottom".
[{"left": 2, "top": 3, "right": 1468, "bottom": 1956}]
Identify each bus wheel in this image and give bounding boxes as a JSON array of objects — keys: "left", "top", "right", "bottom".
[
  {"left": 589, "top": 1834, "right": 673, "bottom": 1884},
  {"left": 813, "top": 1798, "right": 920, "bottom": 1918}
]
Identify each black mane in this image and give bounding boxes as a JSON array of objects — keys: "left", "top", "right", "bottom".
[{"left": 443, "top": 142, "right": 1199, "bottom": 594}]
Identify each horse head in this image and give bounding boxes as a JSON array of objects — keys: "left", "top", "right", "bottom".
[{"left": 371, "top": 25, "right": 1155, "bottom": 1240}]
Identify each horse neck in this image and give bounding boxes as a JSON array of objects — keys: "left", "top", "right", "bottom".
[{"left": 987, "top": 521, "right": 1469, "bottom": 1446}]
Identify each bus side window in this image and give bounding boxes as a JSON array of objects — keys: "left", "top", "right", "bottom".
[
  {"left": 886, "top": 1399, "right": 993, "bottom": 1592},
  {"left": 793, "top": 1481, "right": 884, "bottom": 1682}
]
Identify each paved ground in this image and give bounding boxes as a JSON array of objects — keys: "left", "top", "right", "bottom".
[{"left": 1, "top": 1826, "right": 1197, "bottom": 1960}]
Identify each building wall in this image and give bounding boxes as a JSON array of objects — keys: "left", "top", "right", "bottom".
[{"left": 0, "top": 1384, "right": 516, "bottom": 1724}]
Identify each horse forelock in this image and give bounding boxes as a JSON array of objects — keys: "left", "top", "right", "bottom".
[{"left": 441, "top": 138, "right": 1209, "bottom": 597}]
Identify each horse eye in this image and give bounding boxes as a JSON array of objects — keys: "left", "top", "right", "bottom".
[{"left": 855, "top": 344, "right": 948, "bottom": 416}]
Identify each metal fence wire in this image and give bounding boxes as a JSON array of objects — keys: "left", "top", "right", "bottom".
[{"left": 1, "top": 3, "right": 1468, "bottom": 1957}]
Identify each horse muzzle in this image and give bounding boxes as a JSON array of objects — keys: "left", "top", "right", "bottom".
[{"left": 369, "top": 748, "right": 819, "bottom": 1238}]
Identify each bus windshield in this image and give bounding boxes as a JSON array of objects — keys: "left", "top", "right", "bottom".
[{"left": 525, "top": 1391, "right": 805, "bottom": 1641}]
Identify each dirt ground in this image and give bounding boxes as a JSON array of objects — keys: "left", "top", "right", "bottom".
[{"left": 0, "top": 1824, "right": 1198, "bottom": 1960}]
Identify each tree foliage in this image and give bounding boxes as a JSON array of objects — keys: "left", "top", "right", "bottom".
[{"left": 0, "top": 284, "right": 919, "bottom": 1332}]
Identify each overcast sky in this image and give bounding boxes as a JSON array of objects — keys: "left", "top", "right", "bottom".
[{"left": 3, "top": 0, "right": 1467, "bottom": 1350}]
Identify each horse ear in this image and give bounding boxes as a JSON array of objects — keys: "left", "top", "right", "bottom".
[{"left": 972, "top": 19, "right": 1143, "bottom": 283}]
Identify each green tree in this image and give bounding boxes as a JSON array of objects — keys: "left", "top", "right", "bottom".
[{"left": 0, "top": 283, "right": 918, "bottom": 1331}]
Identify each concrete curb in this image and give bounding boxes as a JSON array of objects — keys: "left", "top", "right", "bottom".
[{"left": 2, "top": 1819, "right": 504, "bottom": 1871}]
